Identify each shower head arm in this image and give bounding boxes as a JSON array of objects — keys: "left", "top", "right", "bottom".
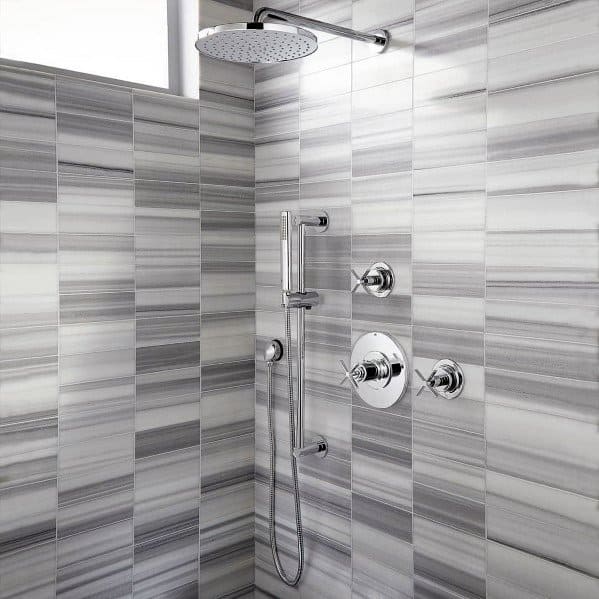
[{"left": 254, "top": 6, "right": 389, "bottom": 51}]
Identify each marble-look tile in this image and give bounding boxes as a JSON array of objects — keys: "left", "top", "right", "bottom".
[
  {"left": 135, "top": 150, "right": 200, "bottom": 185},
  {"left": 0, "top": 137, "right": 56, "bottom": 173},
  {"left": 414, "top": 481, "right": 485, "bottom": 538},
  {"left": 413, "top": 419, "right": 485, "bottom": 468},
  {"left": 352, "top": 0, "right": 414, "bottom": 31},
  {"left": 352, "top": 47, "right": 413, "bottom": 91},
  {"left": 201, "top": 133, "right": 254, "bottom": 188},
  {"left": 0, "top": 479, "right": 57, "bottom": 553},
  {"left": 255, "top": 134, "right": 299, "bottom": 188},
  {"left": 201, "top": 183, "right": 254, "bottom": 212},
  {"left": 0, "top": 540, "right": 56, "bottom": 598},
  {"left": 201, "top": 434, "right": 254, "bottom": 495},
  {"left": 300, "top": 91, "right": 351, "bottom": 132},
  {"left": 489, "top": 0, "right": 599, "bottom": 55},
  {"left": 136, "top": 179, "right": 200, "bottom": 210},
  {"left": 0, "top": 263, "right": 58, "bottom": 328},
  {"left": 487, "top": 540, "right": 599, "bottom": 599},
  {"left": 133, "top": 526, "right": 199, "bottom": 599},
  {"left": 0, "top": 67, "right": 55, "bottom": 143},
  {"left": 352, "top": 493, "right": 413, "bottom": 599},
  {"left": 487, "top": 149, "right": 599, "bottom": 195},
  {"left": 352, "top": 110, "right": 412, "bottom": 178},
  {"left": 201, "top": 384, "right": 254, "bottom": 443},
  {"left": 58, "top": 175, "right": 134, "bottom": 235},
  {"left": 134, "top": 91, "right": 199, "bottom": 129},
  {"left": 489, "top": 33, "right": 599, "bottom": 92},
  {"left": 134, "top": 446, "right": 199, "bottom": 540},
  {"left": 352, "top": 79, "right": 413, "bottom": 120},
  {"left": 415, "top": 26, "right": 488, "bottom": 77},
  {"left": 0, "top": 354, "right": 57, "bottom": 423},
  {"left": 57, "top": 433, "right": 133, "bottom": 537},
  {"left": 0, "top": 325, "right": 57, "bottom": 362},
  {"left": 352, "top": 172, "right": 412, "bottom": 235},
  {"left": 59, "top": 291, "right": 135, "bottom": 324},
  {"left": 57, "top": 144, "right": 133, "bottom": 179},
  {"left": 352, "top": 405, "right": 412, "bottom": 510},
  {"left": 486, "top": 298, "right": 599, "bottom": 344},
  {"left": 202, "top": 210, "right": 254, "bottom": 263},
  {"left": 485, "top": 367, "right": 598, "bottom": 424},
  {"left": 413, "top": 60, "right": 486, "bottom": 107},
  {"left": 414, "top": 296, "right": 484, "bottom": 332},
  {"left": 414, "top": 516, "right": 486, "bottom": 598},
  {"left": 487, "top": 470, "right": 599, "bottom": 578},
  {"left": 136, "top": 112, "right": 200, "bottom": 156},
  {"left": 416, "top": 0, "right": 488, "bottom": 42},
  {"left": 56, "top": 519, "right": 133, "bottom": 599},
  {"left": 57, "top": 112, "right": 133, "bottom": 151},
  {"left": 56, "top": 77, "right": 132, "bottom": 121},
  {"left": 488, "top": 188, "right": 599, "bottom": 233},
  {"left": 200, "top": 480, "right": 254, "bottom": 598},
  {"left": 486, "top": 403, "right": 599, "bottom": 498},
  {"left": 486, "top": 230, "right": 599, "bottom": 305},
  {"left": 59, "top": 376, "right": 135, "bottom": 445},
  {"left": 202, "top": 262, "right": 255, "bottom": 314},
  {"left": 300, "top": 37, "right": 351, "bottom": 77},
  {"left": 300, "top": 123, "right": 351, "bottom": 183}
]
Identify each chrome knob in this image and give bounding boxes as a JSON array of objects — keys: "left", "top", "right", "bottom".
[
  {"left": 351, "top": 262, "right": 394, "bottom": 297},
  {"left": 416, "top": 359, "right": 465, "bottom": 400}
]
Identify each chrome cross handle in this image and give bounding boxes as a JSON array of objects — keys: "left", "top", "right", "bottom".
[
  {"left": 416, "top": 359, "right": 465, "bottom": 400},
  {"left": 351, "top": 262, "right": 394, "bottom": 297}
]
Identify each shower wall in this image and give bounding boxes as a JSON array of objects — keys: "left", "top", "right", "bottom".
[
  {"left": 254, "top": 0, "right": 599, "bottom": 598},
  {"left": 0, "top": 65, "right": 206, "bottom": 596}
]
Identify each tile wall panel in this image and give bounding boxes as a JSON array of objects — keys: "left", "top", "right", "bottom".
[
  {"left": 253, "top": 0, "right": 598, "bottom": 598},
  {"left": 199, "top": 0, "right": 256, "bottom": 597}
]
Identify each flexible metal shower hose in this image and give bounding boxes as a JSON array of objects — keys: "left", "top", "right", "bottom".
[{"left": 266, "top": 306, "right": 304, "bottom": 586}]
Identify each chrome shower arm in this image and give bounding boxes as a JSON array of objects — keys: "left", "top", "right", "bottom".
[{"left": 254, "top": 6, "right": 389, "bottom": 50}]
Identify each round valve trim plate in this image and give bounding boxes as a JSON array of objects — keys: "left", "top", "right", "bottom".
[{"left": 351, "top": 332, "right": 409, "bottom": 408}]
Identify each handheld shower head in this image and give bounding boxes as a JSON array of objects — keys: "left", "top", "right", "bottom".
[{"left": 280, "top": 211, "right": 292, "bottom": 298}]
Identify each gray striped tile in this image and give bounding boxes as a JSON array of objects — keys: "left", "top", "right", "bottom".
[
  {"left": 58, "top": 175, "right": 134, "bottom": 235},
  {"left": 57, "top": 434, "right": 133, "bottom": 537},
  {"left": 56, "top": 519, "right": 133, "bottom": 599},
  {"left": 56, "top": 77, "right": 132, "bottom": 121},
  {"left": 416, "top": 0, "right": 488, "bottom": 41},
  {"left": 0, "top": 540, "right": 56, "bottom": 598},
  {"left": 414, "top": 516, "right": 486, "bottom": 599},
  {"left": 0, "top": 67, "right": 55, "bottom": 143},
  {"left": 300, "top": 123, "right": 351, "bottom": 183},
  {"left": 201, "top": 210, "right": 254, "bottom": 263},
  {"left": 57, "top": 112, "right": 133, "bottom": 151},
  {"left": 201, "top": 136, "right": 253, "bottom": 187},
  {"left": 487, "top": 540, "right": 599, "bottom": 599},
  {"left": 201, "top": 183, "right": 253, "bottom": 212},
  {"left": 0, "top": 479, "right": 57, "bottom": 553},
  {"left": 486, "top": 403, "right": 599, "bottom": 497},
  {"left": 352, "top": 406, "right": 412, "bottom": 510},
  {"left": 59, "top": 291, "right": 135, "bottom": 324},
  {"left": 487, "top": 230, "right": 599, "bottom": 305},
  {"left": 0, "top": 137, "right": 56, "bottom": 172},
  {"left": 487, "top": 470, "right": 599, "bottom": 578},
  {"left": 136, "top": 179, "right": 200, "bottom": 210},
  {"left": 57, "top": 144, "right": 133, "bottom": 179},
  {"left": 352, "top": 492, "right": 413, "bottom": 597}
]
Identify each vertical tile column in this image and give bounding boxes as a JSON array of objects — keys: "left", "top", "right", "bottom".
[
  {"left": 253, "top": 0, "right": 301, "bottom": 595},
  {"left": 199, "top": 1, "right": 256, "bottom": 597},
  {"left": 485, "top": 1, "right": 599, "bottom": 596},
  {"left": 0, "top": 66, "right": 58, "bottom": 598},
  {"left": 350, "top": 1, "right": 415, "bottom": 597},
  {"left": 133, "top": 91, "right": 201, "bottom": 598},
  {"left": 56, "top": 77, "right": 135, "bottom": 597},
  {"left": 297, "top": 0, "right": 354, "bottom": 596},
  {"left": 412, "top": 0, "right": 488, "bottom": 597}
]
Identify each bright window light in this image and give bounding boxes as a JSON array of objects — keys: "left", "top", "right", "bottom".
[{"left": 0, "top": 0, "right": 170, "bottom": 88}]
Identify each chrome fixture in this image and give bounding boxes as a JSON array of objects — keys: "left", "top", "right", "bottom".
[
  {"left": 263, "top": 210, "right": 329, "bottom": 587},
  {"left": 351, "top": 262, "right": 395, "bottom": 297},
  {"left": 195, "top": 6, "right": 390, "bottom": 63},
  {"left": 340, "top": 332, "right": 409, "bottom": 408},
  {"left": 416, "top": 359, "right": 465, "bottom": 400}
]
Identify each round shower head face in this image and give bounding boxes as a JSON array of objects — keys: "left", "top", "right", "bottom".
[{"left": 196, "top": 22, "right": 318, "bottom": 64}]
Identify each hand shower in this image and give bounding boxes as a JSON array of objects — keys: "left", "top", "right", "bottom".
[
  {"left": 266, "top": 210, "right": 328, "bottom": 586},
  {"left": 280, "top": 211, "right": 292, "bottom": 303}
]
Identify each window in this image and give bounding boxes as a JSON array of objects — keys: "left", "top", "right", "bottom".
[{"left": 0, "top": 0, "right": 188, "bottom": 91}]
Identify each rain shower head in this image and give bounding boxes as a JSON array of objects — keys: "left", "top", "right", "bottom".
[
  {"left": 196, "top": 6, "right": 389, "bottom": 64},
  {"left": 195, "top": 22, "right": 318, "bottom": 64}
]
